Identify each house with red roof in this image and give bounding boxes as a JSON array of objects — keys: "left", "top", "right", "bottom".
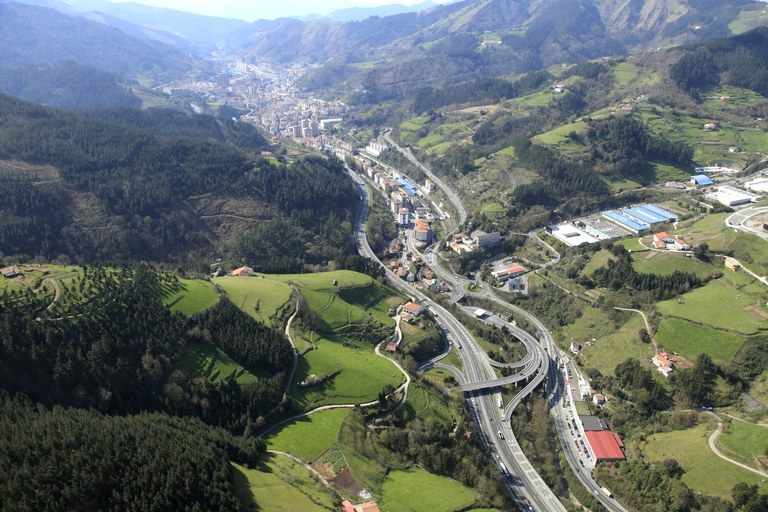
[
  {"left": 653, "top": 352, "right": 675, "bottom": 377},
  {"left": 231, "top": 266, "right": 254, "bottom": 277},
  {"left": 401, "top": 302, "right": 423, "bottom": 316}
]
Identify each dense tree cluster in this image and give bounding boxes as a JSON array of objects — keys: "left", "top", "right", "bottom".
[
  {"left": 0, "top": 391, "right": 263, "bottom": 512},
  {"left": 412, "top": 72, "right": 551, "bottom": 114},
  {"left": 0, "top": 264, "right": 292, "bottom": 426},
  {"left": 0, "top": 61, "right": 141, "bottom": 109},
  {"left": 608, "top": 358, "right": 670, "bottom": 414},
  {"left": 670, "top": 354, "right": 717, "bottom": 407},
  {"left": 585, "top": 116, "right": 693, "bottom": 181},
  {"left": 196, "top": 299, "right": 293, "bottom": 374},
  {"left": 0, "top": 95, "right": 358, "bottom": 266},
  {"left": 510, "top": 135, "right": 609, "bottom": 207},
  {"left": 589, "top": 245, "right": 702, "bottom": 300},
  {"left": 671, "top": 27, "right": 768, "bottom": 97}
]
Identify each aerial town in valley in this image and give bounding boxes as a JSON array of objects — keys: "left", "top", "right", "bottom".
[{"left": 4, "top": 1, "right": 768, "bottom": 510}]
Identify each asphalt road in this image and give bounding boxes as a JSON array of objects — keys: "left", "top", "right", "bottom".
[{"left": 348, "top": 168, "right": 567, "bottom": 512}]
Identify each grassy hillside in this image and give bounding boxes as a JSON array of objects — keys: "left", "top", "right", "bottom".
[
  {"left": 220, "top": 270, "right": 406, "bottom": 409},
  {"left": 232, "top": 457, "right": 337, "bottom": 512}
]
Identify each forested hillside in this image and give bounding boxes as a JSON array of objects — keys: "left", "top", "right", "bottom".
[
  {"left": 0, "top": 62, "right": 142, "bottom": 109},
  {"left": 0, "top": 95, "right": 358, "bottom": 269},
  {"left": 0, "top": 262, "right": 296, "bottom": 508},
  {"left": 0, "top": 2, "right": 191, "bottom": 78}
]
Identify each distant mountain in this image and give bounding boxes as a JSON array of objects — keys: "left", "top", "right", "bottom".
[
  {"left": 0, "top": 2, "right": 191, "bottom": 78},
  {"left": 0, "top": 61, "right": 142, "bottom": 109},
  {"left": 307, "top": 1, "right": 439, "bottom": 23},
  {"left": 60, "top": 0, "right": 249, "bottom": 52},
  {"left": 228, "top": 0, "right": 765, "bottom": 95}
]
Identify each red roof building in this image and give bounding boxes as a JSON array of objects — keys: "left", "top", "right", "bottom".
[
  {"left": 401, "top": 302, "right": 423, "bottom": 315},
  {"left": 585, "top": 430, "right": 625, "bottom": 461}
]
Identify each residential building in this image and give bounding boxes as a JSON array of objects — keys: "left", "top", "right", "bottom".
[
  {"left": 593, "top": 393, "right": 606, "bottom": 406},
  {"left": 653, "top": 352, "right": 675, "bottom": 376},
  {"left": 398, "top": 207, "right": 410, "bottom": 225},
  {"left": 570, "top": 341, "right": 582, "bottom": 354},
  {"left": 231, "top": 266, "right": 254, "bottom": 277},
  {"left": 472, "top": 230, "right": 501, "bottom": 248},
  {"left": 401, "top": 302, "right": 423, "bottom": 316},
  {"left": 413, "top": 219, "right": 432, "bottom": 243},
  {"left": 424, "top": 179, "right": 436, "bottom": 193}
]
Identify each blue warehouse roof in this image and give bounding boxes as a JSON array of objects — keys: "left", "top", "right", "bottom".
[
  {"left": 691, "top": 174, "right": 713, "bottom": 186},
  {"left": 640, "top": 204, "right": 677, "bottom": 221},
  {"left": 602, "top": 210, "right": 649, "bottom": 232}
]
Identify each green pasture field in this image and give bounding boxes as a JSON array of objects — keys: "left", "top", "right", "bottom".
[
  {"left": 438, "top": 121, "right": 473, "bottom": 137},
  {"left": 730, "top": 7, "right": 768, "bottom": 34},
  {"left": 719, "top": 419, "right": 768, "bottom": 470},
  {"left": 231, "top": 457, "right": 336, "bottom": 512},
  {"left": 266, "top": 408, "right": 350, "bottom": 462},
  {"left": 338, "top": 283, "right": 401, "bottom": 327},
  {"left": 302, "top": 288, "right": 368, "bottom": 331},
  {"left": 534, "top": 121, "right": 587, "bottom": 146},
  {"left": 418, "top": 133, "right": 444, "bottom": 149},
  {"left": 214, "top": 276, "right": 292, "bottom": 327},
  {"left": 581, "top": 250, "right": 616, "bottom": 276},
  {"left": 512, "top": 89, "right": 556, "bottom": 108},
  {"left": 649, "top": 161, "right": 690, "bottom": 182},
  {"left": 430, "top": 141, "right": 453, "bottom": 154},
  {"left": 176, "top": 341, "right": 259, "bottom": 384},
  {"left": 656, "top": 279, "right": 765, "bottom": 335},
  {"left": 422, "top": 367, "right": 460, "bottom": 389},
  {"left": 561, "top": 307, "right": 621, "bottom": 346},
  {"left": 271, "top": 270, "right": 373, "bottom": 289},
  {"left": 631, "top": 251, "right": 716, "bottom": 279},
  {"left": 338, "top": 410, "right": 389, "bottom": 494},
  {"left": 613, "top": 61, "right": 660, "bottom": 87},
  {"left": 400, "top": 116, "right": 431, "bottom": 131},
  {"left": 378, "top": 469, "right": 476, "bottom": 512},
  {"left": 642, "top": 421, "right": 766, "bottom": 499},
  {"left": 605, "top": 176, "right": 641, "bottom": 192},
  {"left": 404, "top": 382, "right": 455, "bottom": 426},
  {"left": 291, "top": 336, "right": 403, "bottom": 409},
  {"left": 494, "top": 145, "right": 517, "bottom": 157},
  {"left": 480, "top": 202, "right": 506, "bottom": 217},
  {"left": 161, "top": 278, "right": 217, "bottom": 315},
  {"left": 576, "top": 315, "right": 653, "bottom": 376},
  {"left": 613, "top": 61, "right": 639, "bottom": 86},
  {"left": 615, "top": 237, "right": 647, "bottom": 252},
  {"left": 654, "top": 318, "right": 743, "bottom": 365}
]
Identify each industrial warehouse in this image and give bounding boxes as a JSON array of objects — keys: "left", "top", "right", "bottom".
[{"left": 548, "top": 204, "right": 678, "bottom": 247}]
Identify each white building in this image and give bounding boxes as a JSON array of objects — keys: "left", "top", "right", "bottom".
[
  {"left": 398, "top": 208, "right": 410, "bottom": 225},
  {"left": 472, "top": 230, "right": 501, "bottom": 248},
  {"left": 744, "top": 177, "right": 768, "bottom": 194},
  {"left": 365, "top": 141, "right": 387, "bottom": 157},
  {"left": 706, "top": 186, "right": 763, "bottom": 207}
]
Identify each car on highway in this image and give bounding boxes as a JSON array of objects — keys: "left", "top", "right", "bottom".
[{"left": 497, "top": 430, "right": 504, "bottom": 440}]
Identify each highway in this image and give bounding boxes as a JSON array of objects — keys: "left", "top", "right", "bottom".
[
  {"left": 382, "top": 130, "right": 468, "bottom": 228},
  {"left": 348, "top": 168, "right": 567, "bottom": 512},
  {"left": 350, "top": 156, "right": 632, "bottom": 511}
]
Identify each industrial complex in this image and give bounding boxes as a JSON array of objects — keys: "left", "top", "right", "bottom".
[{"left": 548, "top": 204, "right": 678, "bottom": 247}]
